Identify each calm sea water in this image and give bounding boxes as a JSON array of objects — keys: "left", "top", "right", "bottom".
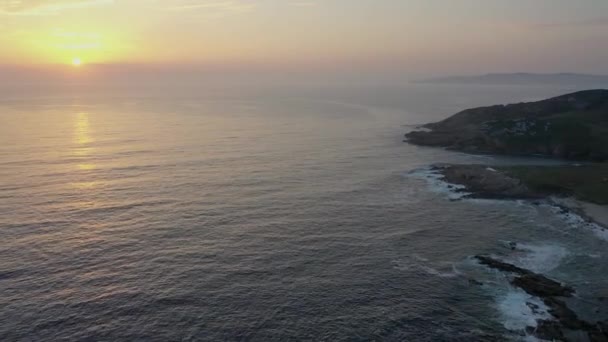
[{"left": 1, "top": 84, "right": 607, "bottom": 341}]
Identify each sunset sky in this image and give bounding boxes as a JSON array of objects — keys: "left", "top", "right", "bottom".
[{"left": 1, "top": 0, "right": 608, "bottom": 76}]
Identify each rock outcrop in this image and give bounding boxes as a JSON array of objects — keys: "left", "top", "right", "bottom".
[
  {"left": 433, "top": 164, "right": 537, "bottom": 199},
  {"left": 475, "top": 255, "right": 608, "bottom": 341},
  {"left": 431, "top": 163, "right": 608, "bottom": 207}
]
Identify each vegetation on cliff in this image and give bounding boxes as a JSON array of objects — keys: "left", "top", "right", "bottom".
[
  {"left": 406, "top": 89, "right": 608, "bottom": 161},
  {"left": 499, "top": 164, "right": 608, "bottom": 205}
]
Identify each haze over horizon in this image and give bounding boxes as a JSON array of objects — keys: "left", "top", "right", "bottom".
[
  {"left": 4, "top": 2, "right": 608, "bottom": 341},
  {"left": 2, "top": 0, "right": 608, "bottom": 84}
]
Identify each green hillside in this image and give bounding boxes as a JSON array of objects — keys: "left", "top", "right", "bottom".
[{"left": 406, "top": 89, "right": 608, "bottom": 161}]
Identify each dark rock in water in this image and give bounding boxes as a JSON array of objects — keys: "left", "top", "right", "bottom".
[
  {"left": 468, "top": 278, "right": 483, "bottom": 286},
  {"left": 475, "top": 254, "right": 608, "bottom": 341},
  {"left": 589, "top": 321, "right": 608, "bottom": 342},
  {"left": 475, "top": 255, "right": 574, "bottom": 297},
  {"left": 589, "top": 331, "right": 608, "bottom": 342},
  {"left": 527, "top": 320, "right": 565, "bottom": 341},
  {"left": 474, "top": 255, "right": 531, "bottom": 276},
  {"left": 512, "top": 274, "right": 574, "bottom": 298},
  {"left": 526, "top": 301, "right": 541, "bottom": 313},
  {"left": 542, "top": 297, "right": 591, "bottom": 331}
]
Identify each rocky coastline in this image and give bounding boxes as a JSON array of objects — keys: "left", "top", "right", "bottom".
[
  {"left": 429, "top": 163, "right": 608, "bottom": 340},
  {"left": 406, "top": 90, "right": 608, "bottom": 340},
  {"left": 431, "top": 164, "right": 541, "bottom": 200},
  {"left": 430, "top": 163, "right": 608, "bottom": 228},
  {"left": 474, "top": 254, "right": 608, "bottom": 341}
]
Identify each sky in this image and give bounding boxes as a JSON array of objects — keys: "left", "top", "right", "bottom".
[{"left": 1, "top": 0, "right": 608, "bottom": 81}]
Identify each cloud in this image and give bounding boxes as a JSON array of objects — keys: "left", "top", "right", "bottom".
[
  {"left": 0, "top": 0, "right": 114, "bottom": 15},
  {"left": 289, "top": 1, "right": 316, "bottom": 7},
  {"left": 540, "top": 17, "right": 608, "bottom": 29},
  {"left": 0, "top": 0, "right": 314, "bottom": 15},
  {"left": 164, "top": 0, "right": 255, "bottom": 13},
  {"left": 163, "top": 0, "right": 316, "bottom": 13}
]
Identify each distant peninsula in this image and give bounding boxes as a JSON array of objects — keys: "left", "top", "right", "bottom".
[
  {"left": 405, "top": 89, "right": 608, "bottom": 216},
  {"left": 415, "top": 73, "right": 608, "bottom": 86},
  {"left": 406, "top": 89, "right": 608, "bottom": 161}
]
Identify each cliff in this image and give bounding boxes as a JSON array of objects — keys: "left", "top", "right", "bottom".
[{"left": 405, "top": 89, "right": 608, "bottom": 161}]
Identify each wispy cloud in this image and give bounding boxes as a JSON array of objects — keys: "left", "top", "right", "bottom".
[
  {"left": 163, "top": 0, "right": 316, "bottom": 13},
  {"left": 164, "top": 0, "right": 255, "bottom": 13},
  {"left": 0, "top": 0, "right": 114, "bottom": 15},
  {"left": 540, "top": 17, "right": 608, "bottom": 29},
  {"left": 289, "top": 1, "right": 316, "bottom": 7},
  {"left": 0, "top": 0, "right": 315, "bottom": 15}
]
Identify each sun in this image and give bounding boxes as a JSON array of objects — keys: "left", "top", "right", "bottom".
[{"left": 72, "top": 57, "right": 82, "bottom": 67}]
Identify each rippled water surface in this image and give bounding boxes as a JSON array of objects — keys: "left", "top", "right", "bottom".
[{"left": 1, "top": 84, "right": 607, "bottom": 341}]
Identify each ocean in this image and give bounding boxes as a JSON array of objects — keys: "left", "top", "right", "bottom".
[{"left": 1, "top": 83, "right": 607, "bottom": 341}]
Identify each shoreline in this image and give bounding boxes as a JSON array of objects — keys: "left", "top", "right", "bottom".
[
  {"left": 430, "top": 163, "right": 608, "bottom": 230},
  {"left": 551, "top": 197, "right": 608, "bottom": 229},
  {"left": 415, "top": 164, "right": 608, "bottom": 340}
]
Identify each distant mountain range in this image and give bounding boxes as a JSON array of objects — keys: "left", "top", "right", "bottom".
[{"left": 415, "top": 73, "right": 608, "bottom": 85}]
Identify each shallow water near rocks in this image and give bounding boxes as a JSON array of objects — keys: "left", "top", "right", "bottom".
[{"left": 1, "top": 84, "right": 607, "bottom": 341}]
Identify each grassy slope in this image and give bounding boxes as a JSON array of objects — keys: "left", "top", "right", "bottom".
[
  {"left": 498, "top": 164, "right": 608, "bottom": 204},
  {"left": 501, "top": 108, "right": 608, "bottom": 158},
  {"left": 414, "top": 90, "right": 608, "bottom": 160}
]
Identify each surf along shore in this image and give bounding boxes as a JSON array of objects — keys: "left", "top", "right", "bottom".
[
  {"left": 431, "top": 163, "right": 608, "bottom": 228},
  {"left": 405, "top": 90, "right": 608, "bottom": 341}
]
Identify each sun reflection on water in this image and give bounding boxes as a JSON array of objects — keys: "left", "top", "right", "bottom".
[
  {"left": 72, "top": 181, "right": 100, "bottom": 189},
  {"left": 75, "top": 112, "right": 93, "bottom": 145},
  {"left": 73, "top": 112, "right": 97, "bottom": 172}
]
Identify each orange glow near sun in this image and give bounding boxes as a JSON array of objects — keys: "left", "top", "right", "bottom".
[{"left": 72, "top": 57, "right": 82, "bottom": 67}]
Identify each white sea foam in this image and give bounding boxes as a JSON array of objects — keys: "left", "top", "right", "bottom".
[
  {"left": 503, "top": 242, "right": 569, "bottom": 274},
  {"left": 412, "top": 165, "right": 608, "bottom": 243},
  {"left": 408, "top": 167, "right": 471, "bottom": 200},
  {"left": 392, "top": 257, "right": 462, "bottom": 278},
  {"left": 476, "top": 242, "right": 568, "bottom": 340},
  {"left": 419, "top": 263, "right": 463, "bottom": 278},
  {"left": 410, "top": 254, "right": 429, "bottom": 262},
  {"left": 592, "top": 228, "right": 608, "bottom": 241},
  {"left": 498, "top": 289, "right": 551, "bottom": 335},
  {"left": 543, "top": 203, "right": 608, "bottom": 242}
]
